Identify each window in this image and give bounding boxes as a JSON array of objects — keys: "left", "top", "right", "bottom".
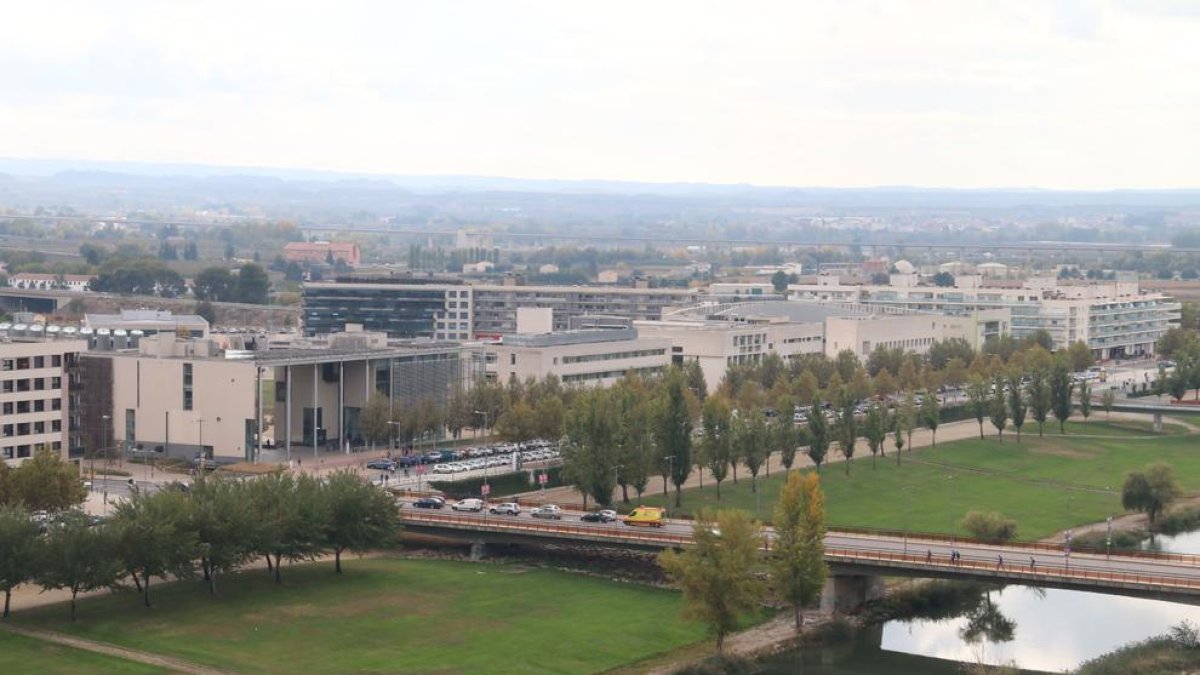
[
  {"left": 1, "top": 359, "right": 12, "bottom": 371},
  {"left": 33, "top": 356, "right": 44, "bottom": 368},
  {"left": 33, "top": 400, "right": 44, "bottom": 412},
  {"left": 1, "top": 402, "right": 10, "bottom": 415},
  {"left": 15, "top": 401, "right": 29, "bottom": 414},
  {"left": 50, "top": 377, "right": 61, "bottom": 390},
  {"left": 1, "top": 447, "right": 11, "bottom": 459},
  {"left": 51, "top": 355, "right": 61, "bottom": 367},
  {"left": 0, "top": 381, "right": 9, "bottom": 393},
  {"left": 183, "top": 363, "right": 194, "bottom": 410},
  {"left": 2, "top": 424, "right": 11, "bottom": 438},
  {"left": 15, "top": 357, "right": 29, "bottom": 370},
  {"left": 509, "top": 354, "right": 516, "bottom": 366},
  {"left": 16, "top": 423, "right": 29, "bottom": 436},
  {"left": 33, "top": 378, "right": 45, "bottom": 391},
  {"left": 51, "top": 398, "right": 61, "bottom": 411},
  {"left": 51, "top": 420, "right": 61, "bottom": 433},
  {"left": 33, "top": 422, "right": 44, "bottom": 434}
]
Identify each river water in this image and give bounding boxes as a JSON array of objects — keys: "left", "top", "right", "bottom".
[{"left": 761, "top": 530, "right": 1200, "bottom": 674}]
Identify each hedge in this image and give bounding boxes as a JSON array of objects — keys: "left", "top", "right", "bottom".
[{"left": 429, "top": 466, "right": 565, "bottom": 499}]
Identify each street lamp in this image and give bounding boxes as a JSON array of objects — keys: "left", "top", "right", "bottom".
[
  {"left": 196, "top": 418, "right": 206, "bottom": 470},
  {"left": 474, "top": 410, "right": 489, "bottom": 437},
  {"left": 1106, "top": 515, "right": 1113, "bottom": 559}
]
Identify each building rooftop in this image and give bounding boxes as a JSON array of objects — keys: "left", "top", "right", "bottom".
[
  {"left": 501, "top": 326, "right": 640, "bottom": 348},
  {"left": 85, "top": 310, "right": 209, "bottom": 330}
]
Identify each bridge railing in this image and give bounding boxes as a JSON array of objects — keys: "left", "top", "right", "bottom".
[
  {"left": 829, "top": 525, "right": 1200, "bottom": 566},
  {"left": 829, "top": 544, "right": 1200, "bottom": 592}
]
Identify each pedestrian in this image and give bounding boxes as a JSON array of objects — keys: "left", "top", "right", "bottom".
[
  {"left": 926, "top": 549, "right": 933, "bottom": 564},
  {"left": 1030, "top": 556, "right": 1036, "bottom": 571},
  {"left": 997, "top": 555, "right": 1003, "bottom": 569}
]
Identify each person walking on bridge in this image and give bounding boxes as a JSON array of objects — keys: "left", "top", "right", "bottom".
[
  {"left": 997, "top": 555, "right": 1004, "bottom": 570},
  {"left": 1029, "top": 556, "right": 1036, "bottom": 571},
  {"left": 926, "top": 549, "right": 933, "bottom": 564}
]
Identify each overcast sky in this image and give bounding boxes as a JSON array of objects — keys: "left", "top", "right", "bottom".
[{"left": 2, "top": 1, "right": 1198, "bottom": 189}]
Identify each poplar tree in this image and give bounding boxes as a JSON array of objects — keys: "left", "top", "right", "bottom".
[{"left": 770, "top": 472, "right": 827, "bottom": 630}]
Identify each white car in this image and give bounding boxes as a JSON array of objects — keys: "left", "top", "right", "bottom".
[
  {"left": 452, "top": 498, "right": 484, "bottom": 512},
  {"left": 432, "top": 463, "right": 454, "bottom": 474},
  {"left": 530, "top": 504, "right": 562, "bottom": 520},
  {"left": 489, "top": 502, "right": 521, "bottom": 516}
]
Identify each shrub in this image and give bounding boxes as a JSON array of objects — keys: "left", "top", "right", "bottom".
[
  {"left": 429, "top": 466, "right": 564, "bottom": 500},
  {"left": 960, "top": 510, "right": 1017, "bottom": 543}
]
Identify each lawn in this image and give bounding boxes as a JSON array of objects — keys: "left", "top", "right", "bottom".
[
  {"left": 19, "top": 557, "right": 711, "bottom": 675},
  {"left": 642, "top": 419, "right": 1199, "bottom": 540},
  {"left": 0, "top": 631, "right": 165, "bottom": 674}
]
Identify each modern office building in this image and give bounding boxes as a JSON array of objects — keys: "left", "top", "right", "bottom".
[
  {"left": 486, "top": 322, "right": 671, "bottom": 387},
  {"left": 0, "top": 328, "right": 86, "bottom": 465},
  {"left": 302, "top": 276, "right": 699, "bottom": 340},
  {"left": 789, "top": 273, "right": 1178, "bottom": 359},
  {"left": 636, "top": 301, "right": 980, "bottom": 390},
  {"left": 80, "top": 329, "right": 480, "bottom": 463}
]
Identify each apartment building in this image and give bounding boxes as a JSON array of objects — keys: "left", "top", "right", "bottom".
[
  {"left": 486, "top": 325, "right": 671, "bottom": 387},
  {"left": 302, "top": 276, "right": 698, "bottom": 341},
  {"left": 789, "top": 273, "right": 1178, "bottom": 359},
  {"left": 0, "top": 331, "right": 86, "bottom": 465}
]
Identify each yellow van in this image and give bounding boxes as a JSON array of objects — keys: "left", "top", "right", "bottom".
[{"left": 624, "top": 506, "right": 666, "bottom": 528}]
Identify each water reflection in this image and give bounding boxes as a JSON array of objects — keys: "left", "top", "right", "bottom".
[
  {"left": 882, "top": 585, "right": 1200, "bottom": 673},
  {"left": 1146, "top": 528, "right": 1200, "bottom": 554},
  {"left": 763, "top": 584, "right": 1200, "bottom": 674}
]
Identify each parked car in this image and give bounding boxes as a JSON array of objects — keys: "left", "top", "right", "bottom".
[
  {"left": 366, "top": 459, "right": 395, "bottom": 471},
  {"left": 395, "top": 455, "right": 422, "bottom": 467},
  {"left": 452, "top": 498, "right": 484, "bottom": 512},
  {"left": 489, "top": 502, "right": 521, "bottom": 516},
  {"left": 581, "top": 509, "right": 617, "bottom": 523},
  {"left": 413, "top": 496, "right": 445, "bottom": 509},
  {"left": 530, "top": 504, "right": 562, "bottom": 520}
]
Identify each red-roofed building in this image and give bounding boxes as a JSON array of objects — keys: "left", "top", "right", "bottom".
[{"left": 283, "top": 241, "right": 360, "bottom": 266}]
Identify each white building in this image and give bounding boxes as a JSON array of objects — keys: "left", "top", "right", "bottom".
[
  {"left": 486, "top": 325, "right": 671, "bottom": 387},
  {"left": 8, "top": 273, "right": 95, "bottom": 292},
  {"left": 0, "top": 330, "right": 86, "bottom": 465},
  {"left": 789, "top": 272, "right": 1178, "bottom": 359}
]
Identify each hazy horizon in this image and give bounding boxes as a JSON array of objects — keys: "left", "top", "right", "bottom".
[{"left": 4, "top": 2, "right": 1200, "bottom": 190}]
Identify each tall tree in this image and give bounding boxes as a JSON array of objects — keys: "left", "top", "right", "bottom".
[
  {"left": 561, "top": 388, "right": 619, "bottom": 508},
  {"left": 36, "top": 512, "right": 122, "bottom": 621},
  {"left": 324, "top": 470, "right": 401, "bottom": 573},
  {"left": 891, "top": 408, "right": 906, "bottom": 465},
  {"left": 1007, "top": 375, "right": 1027, "bottom": 443},
  {"left": 3, "top": 449, "right": 87, "bottom": 512},
  {"left": 1027, "top": 369, "right": 1052, "bottom": 437},
  {"left": 900, "top": 391, "right": 917, "bottom": 451},
  {"left": 863, "top": 402, "right": 888, "bottom": 469},
  {"left": 1077, "top": 379, "right": 1092, "bottom": 424},
  {"left": 770, "top": 472, "right": 827, "bottom": 629},
  {"left": 836, "top": 396, "right": 857, "bottom": 475},
  {"left": 966, "top": 377, "right": 989, "bottom": 440},
  {"left": 192, "top": 266, "right": 234, "bottom": 302},
  {"left": 657, "top": 369, "right": 693, "bottom": 508},
  {"left": 806, "top": 398, "right": 830, "bottom": 473},
  {"left": 1050, "top": 361, "right": 1075, "bottom": 434},
  {"left": 250, "top": 473, "right": 330, "bottom": 583},
  {"left": 188, "top": 476, "right": 261, "bottom": 595},
  {"left": 772, "top": 409, "right": 799, "bottom": 472},
  {"left": 659, "top": 510, "right": 764, "bottom": 653},
  {"left": 701, "top": 396, "right": 733, "bottom": 500},
  {"left": 989, "top": 378, "right": 1008, "bottom": 442},
  {"left": 110, "top": 489, "right": 198, "bottom": 607},
  {"left": 0, "top": 504, "right": 39, "bottom": 618},
  {"left": 1122, "top": 462, "right": 1181, "bottom": 529},
  {"left": 737, "top": 410, "right": 770, "bottom": 493},
  {"left": 920, "top": 392, "right": 940, "bottom": 446},
  {"left": 1101, "top": 388, "right": 1116, "bottom": 420},
  {"left": 234, "top": 263, "right": 270, "bottom": 304}
]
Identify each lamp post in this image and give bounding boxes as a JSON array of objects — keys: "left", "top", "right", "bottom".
[
  {"left": 1106, "top": 515, "right": 1113, "bottom": 560},
  {"left": 196, "top": 418, "right": 206, "bottom": 471},
  {"left": 474, "top": 410, "right": 489, "bottom": 438}
]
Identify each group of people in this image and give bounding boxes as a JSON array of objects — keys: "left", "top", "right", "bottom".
[{"left": 923, "top": 548, "right": 1040, "bottom": 573}]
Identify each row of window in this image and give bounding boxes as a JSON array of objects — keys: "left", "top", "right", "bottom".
[
  {"left": 2, "top": 419, "right": 63, "bottom": 437},
  {"left": 2, "top": 398, "right": 63, "bottom": 414},
  {"left": 1, "top": 442, "right": 62, "bottom": 459},
  {"left": 562, "top": 365, "right": 664, "bottom": 384},
  {"left": 0, "top": 377, "right": 62, "bottom": 393},
  {"left": 0, "top": 355, "right": 63, "bottom": 371},
  {"left": 561, "top": 348, "right": 667, "bottom": 365}
]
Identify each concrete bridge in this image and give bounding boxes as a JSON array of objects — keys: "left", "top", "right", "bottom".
[
  {"left": 399, "top": 507, "right": 1200, "bottom": 611},
  {"left": 1106, "top": 399, "right": 1200, "bottom": 432}
]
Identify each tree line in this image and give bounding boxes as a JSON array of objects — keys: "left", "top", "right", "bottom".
[{"left": 0, "top": 455, "right": 397, "bottom": 621}]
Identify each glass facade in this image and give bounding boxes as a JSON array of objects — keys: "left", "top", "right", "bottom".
[{"left": 303, "top": 284, "right": 451, "bottom": 338}]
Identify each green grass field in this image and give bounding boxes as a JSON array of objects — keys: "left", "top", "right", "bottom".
[
  {"left": 18, "top": 558, "right": 711, "bottom": 675},
  {"left": 643, "top": 419, "right": 1199, "bottom": 540},
  {"left": 0, "top": 631, "right": 165, "bottom": 674}
]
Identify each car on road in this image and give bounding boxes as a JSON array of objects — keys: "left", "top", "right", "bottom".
[
  {"left": 624, "top": 506, "right": 666, "bottom": 527},
  {"left": 530, "top": 504, "right": 562, "bottom": 520},
  {"left": 581, "top": 509, "right": 617, "bottom": 523},
  {"left": 489, "top": 502, "right": 521, "bottom": 516},
  {"left": 452, "top": 498, "right": 484, "bottom": 512},
  {"left": 413, "top": 496, "right": 445, "bottom": 509},
  {"left": 366, "top": 459, "right": 395, "bottom": 471},
  {"left": 432, "top": 463, "right": 455, "bottom": 474}
]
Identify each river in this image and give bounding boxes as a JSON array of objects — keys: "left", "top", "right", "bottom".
[{"left": 760, "top": 530, "right": 1200, "bottom": 674}]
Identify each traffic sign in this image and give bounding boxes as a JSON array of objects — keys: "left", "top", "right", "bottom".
[
  {"left": 415, "top": 464, "right": 425, "bottom": 475},
  {"left": 481, "top": 483, "right": 491, "bottom": 496},
  {"left": 538, "top": 473, "right": 548, "bottom": 485}
]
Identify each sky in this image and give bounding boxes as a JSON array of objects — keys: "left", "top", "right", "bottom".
[{"left": 2, "top": 0, "right": 1199, "bottom": 189}]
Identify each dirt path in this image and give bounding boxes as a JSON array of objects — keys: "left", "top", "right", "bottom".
[{"left": 0, "top": 623, "right": 229, "bottom": 674}]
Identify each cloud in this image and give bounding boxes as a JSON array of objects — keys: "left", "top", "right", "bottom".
[{"left": 0, "top": 0, "right": 1197, "bottom": 188}]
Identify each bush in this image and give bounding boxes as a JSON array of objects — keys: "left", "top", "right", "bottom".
[
  {"left": 960, "top": 510, "right": 1017, "bottom": 543},
  {"left": 1156, "top": 505, "right": 1200, "bottom": 536},
  {"left": 1070, "top": 528, "right": 1147, "bottom": 554},
  {"left": 429, "top": 466, "right": 565, "bottom": 500}
]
